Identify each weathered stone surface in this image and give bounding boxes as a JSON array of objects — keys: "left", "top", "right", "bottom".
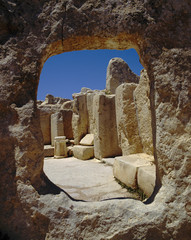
[
  {"left": 44, "top": 145, "right": 54, "bottom": 157},
  {"left": 116, "top": 83, "right": 143, "bottom": 155},
  {"left": 39, "top": 110, "right": 52, "bottom": 145},
  {"left": 134, "top": 69, "right": 153, "bottom": 155},
  {"left": 61, "top": 100, "right": 74, "bottom": 110},
  {"left": 0, "top": 1, "right": 190, "bottom": 240},
  {"left": 62, "top": 109, "right": 73, "bottom": 140},
  {"left": 93, "top": 93, "right": 122, "bottom": 159},
  {"left": 137, "top": 164, "right": 156, "bottom": 197},
  {"left": 86, "top": 92, "right": 97, "bottom": 134},
  {"left": 113, "top": 154, "right": 154, "bottom": 189},
  {"left": 51, "top": 112, "right": 64, "bottom": 146},
  {"left": 106, "top": 57, "right": 139, "bottom": 94},
  {"left": 51, "top": 110, "right": 73, "bottom": 146},
  {"left": 73, "top": 145, "right": 94, "bottom": 160},
  {"left": 72, "top": 93, "right": 88, "bottom": 144},
  {"left": 54, "top": 136, "right": 67, "bottom": 158},
  {"left": 80, "top": 134, "right": 94, "bottom": 146}
]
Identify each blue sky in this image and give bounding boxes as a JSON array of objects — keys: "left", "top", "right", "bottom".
[{"left": 38, "top": 49, "right": 143, "bottom": 100}]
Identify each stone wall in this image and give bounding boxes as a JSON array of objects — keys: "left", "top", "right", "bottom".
[{"left": 0, "top": 1, "right": 190, "bottom": 239}]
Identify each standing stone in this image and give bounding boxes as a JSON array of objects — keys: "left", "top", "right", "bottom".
[
  {"left": 39, "top": 110, "right": 52, "bottom": 145},
  {"left": 62, "top": 109, "right": 73, "bottom": 140},
  {"left": 106, "top": 57, "right": 139, "bottom": 94},
  {"left": 134, "top": 69, "right": 153, "bottom": 155},
  {"left": 115, "top": 83, "right": 143, "bottom": 155},
  {"left": 51, "top": 112, "right": 64, "bottom": 146},
  {"left": 93, "top": 93, "right": 122, "bottom": 159},
  {"left": 72, "top": 93, "right": 88, "bottom": 144},
  {"left": 87, "top": 92, "right": 97, "bottom": 134}
]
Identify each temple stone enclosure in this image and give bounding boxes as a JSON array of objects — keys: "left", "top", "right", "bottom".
[{"left": 0, "top": 1, "right": 190, "bottom": 240}]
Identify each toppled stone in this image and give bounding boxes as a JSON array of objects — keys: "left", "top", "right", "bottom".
[
  {"left": 80, "top": 134, "right": 94, "bottom": 146},
  {"left": 73, "top": 145, "right": 94, "bottom": 160},
  {"left": 137, "top": 164, "right": 156, "bottom": 197},
  {"left": 106, "top": 57, "right": 139, "bottom": 94},
  {"left": 93, "top": 93, "right": 122, "bottom": 159},
  {"left": 113, "top": 154, "right": 154, "bottom": 189},
  {"left": 44, "top": 145, "right": 54, "bottom": 157},
  {"left": 115, "top": 83, "right": 143, "bottom": 155},
  {"left": 134, "top": 69, "right": 153, "bottom": 155}
]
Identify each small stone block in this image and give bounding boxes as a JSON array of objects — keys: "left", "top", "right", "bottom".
[
  {"left": 113, "top": 154, "right": 154, "bottom": 189},
  {"left": 73, "top": 145, "right": 94, "bottom": 160},
  {"left": 54, "top": 136, "right": 67, "bottom": 158},
  {"left": 44, "top": 145, "right": 54, "bottom": 157},
  {"left": 137, "top": 165, "right": 156, "bottom": 197},
  {"left": 80, "top": 134, "right": 94, "bottom": 146}
]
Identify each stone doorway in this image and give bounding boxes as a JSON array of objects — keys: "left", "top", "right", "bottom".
[{"left": 38, "top": 50, "right": 155, "bottom": 202}]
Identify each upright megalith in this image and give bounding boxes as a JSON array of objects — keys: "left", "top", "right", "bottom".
[
  {"left": 93, "top": 93, "right": 122, "bottom": 159},
  {"left": 134, "top": 69, "right": 153, "bottom": 155},
  {"left": 72, "top": 93, "right": 88, "bottom": 144},
  {"left": 51, "top": 111, "right": 65, "bottom": 146},
  {"left": 106, "top": 57, "right": 139, "bottom": 94},
  {"left": 115, "top": 83, "right": 143, "bottom": 155}
]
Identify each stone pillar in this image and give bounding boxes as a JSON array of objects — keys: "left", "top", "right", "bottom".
[
  {"left": 54, "top": 136, "right": 67, "bottom": 158},
  {"left": 93, "top": 93, "right": 121, "bottom": 159},
  {"left": 72, "top": 93, "right": 88, "bottom": 144},
  {"left": 115, "top": 83, "right": 143, "bottom": 155},
  {"left": 106, "top": 57, "right": 139, "bottom": 94},
  {"left": 51, "top": 112, "right": 64, "bottom": 146},
  {"left": 39, "top": 110, "right": 51, "bottom": 145},
  {"left": 134, "top": 69, "right": 153, "bottom": 155},
  {"left": 62, "top": 109, "right": 73, "bottom": 140},
  {"left": 87, "top": 92, "right": 96, "bottom": 134}
]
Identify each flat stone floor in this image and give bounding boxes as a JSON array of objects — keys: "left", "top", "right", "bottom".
[{"left": 44, "top": 157, "right": 140, "bottom": 202}]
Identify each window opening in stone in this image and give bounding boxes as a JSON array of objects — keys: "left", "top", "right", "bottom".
[{"left": 38, "top": 49, "right": 156, "bottom": 202}]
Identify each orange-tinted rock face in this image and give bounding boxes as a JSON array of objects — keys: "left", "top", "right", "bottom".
[{"left": 0, "top": 1, "right": 190, "bottom": 239}]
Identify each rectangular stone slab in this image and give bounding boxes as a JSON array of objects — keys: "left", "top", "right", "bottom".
[
  {"left": 137, "top": 164, "right": 156, "bottom": 197},
  {"left": 113, "top": 154, "right": 154, "bottom": 189}
]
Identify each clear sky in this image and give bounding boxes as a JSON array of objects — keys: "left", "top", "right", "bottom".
[{"left": 38, "top": 48, "right": 143, "bottom": 100}]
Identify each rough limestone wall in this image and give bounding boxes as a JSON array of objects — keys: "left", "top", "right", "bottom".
[{"left": 0, "top": 1, "right": 190, "bottom": 239}]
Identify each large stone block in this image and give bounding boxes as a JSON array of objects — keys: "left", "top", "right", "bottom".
[
  {"left": 80, "top": 134, "right": 94, "bottom": 146},
  {"left": 106, "top": 57, "right": 139, "bottom": 94},
  {"left": 72, "top": 93, "right": 88, "bottom": 144},
  {"left": 62, "top": 109, "right": 73, "bottom": 140},
  {"left": 137, "top": 164, "right": 156, "bottom": 197},
  {"left": 115, "top": 83, "right": 143, "bottom": 155},
  {"left": 93, "top": 93, "right": 122, "bottom": 159},
  {"left": 73, "top": 145, "right": 94, "bottom": 160},
  {"left": 113, "top": 154, "right": 154, "bottom": 189},
  {"left": 134, "top": 69, "right": 153, "bottom": 155}
]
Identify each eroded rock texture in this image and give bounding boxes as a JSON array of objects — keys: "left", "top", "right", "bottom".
[
  {"left": 0, "top": 0, "right": 190, "bottom": 239},
  {"left": 106, "top": 57, "right": 139, "bottom": 94}
]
